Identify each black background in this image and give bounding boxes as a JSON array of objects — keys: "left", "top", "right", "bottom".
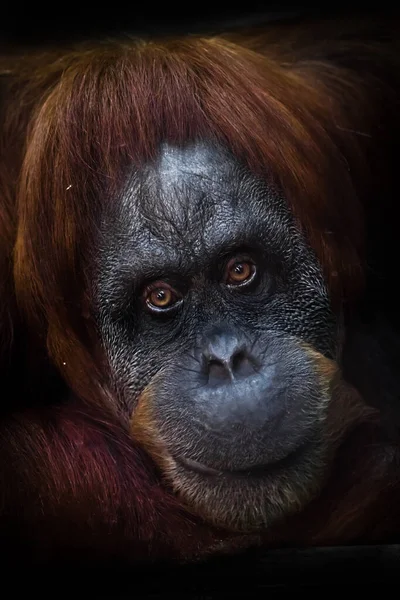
[
  {"left": 0, "top": 3, "right": 396, "bottom": 47},
  {"left": 1, "top": 2, "right": 399, "bottom": 595}
]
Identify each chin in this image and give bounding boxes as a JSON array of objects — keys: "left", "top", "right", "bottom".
[
  {"left": 132, "top": 406, "right": 331, "bottom": 532},
  {"left": 171, "top": 438, "right": 331, "bottom": 531}
]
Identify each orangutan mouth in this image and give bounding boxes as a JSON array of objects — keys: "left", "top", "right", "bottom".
[{"left": 176, "top": 439, "right": 314, "bottom": 480}]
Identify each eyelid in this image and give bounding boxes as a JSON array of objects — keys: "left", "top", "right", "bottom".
[
  {"left": 223, "top": 252, "right": 255, "bottom": 271},
  {"left": 144, "top": 280, "right": 176, "bottom": 292},
  {"left": 141, "top": 273, "right": 189, "bottom": 293}
]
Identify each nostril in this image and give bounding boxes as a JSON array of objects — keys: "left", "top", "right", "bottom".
[
  {"left": 231, "top": 350, "right": 258, "bottom": 377},
  {"left": 207, "top": 358, "right": 232, "bottom": 385},
  {"left": 231, "top": 350, "right": 247, "bottom": 372}
]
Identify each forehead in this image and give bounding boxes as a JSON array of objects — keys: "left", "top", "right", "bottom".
[
  {"left": 151, "top": 142, "right": 230, "bottom": 196},
  {"left": 114, "top": 142, "right": 290, "bottom": 253}
]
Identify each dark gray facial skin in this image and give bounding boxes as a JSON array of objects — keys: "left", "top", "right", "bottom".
[{"left": 94, "top": 141, "right": 340, "bottom": 531}]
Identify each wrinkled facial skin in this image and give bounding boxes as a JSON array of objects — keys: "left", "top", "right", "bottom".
[{"left": 94, "top": 142, "right": 340, "bottom": 532}]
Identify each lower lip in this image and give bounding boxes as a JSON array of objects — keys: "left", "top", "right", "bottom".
[
  {"left": 178, "top": 457, "right": 223, "bottom": 477},
  {"left": 176, "top": 440, "right": 313, "bottom": 479}
]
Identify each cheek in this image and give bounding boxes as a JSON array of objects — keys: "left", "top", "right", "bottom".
[
  {"left": 96, "top": 321, "right": 152, "bottom": 402},
  {"left": 101, "top": 321, "right": 187, "bottom": 409},
  {"left": 255, "top": 289, "right": 338, "bottom": 358}
]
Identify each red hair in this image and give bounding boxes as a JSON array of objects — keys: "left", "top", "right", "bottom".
[
  {"left": 0, "top": 28, "right": 390, "bottom": 404},
  {"left": 0, "top": 20, "right": 399, "bottom": 566}
]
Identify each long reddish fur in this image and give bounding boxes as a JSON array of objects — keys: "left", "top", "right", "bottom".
[
  {"left": 0, "top": 16, "right": 400, "bottom": 566},
  {"left": 1, "top": 19, "right": 395, "bottom": 399}
]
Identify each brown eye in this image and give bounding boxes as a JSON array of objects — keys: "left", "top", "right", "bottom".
[
  {"left": 225, "top": 257, "right": 256, "bottom": 286},
  {"left": 144, "top": 282, "right": 182, "bottom": 312}
]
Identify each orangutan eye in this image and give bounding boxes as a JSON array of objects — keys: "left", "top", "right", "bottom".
[
  {"left": 144, "top": 282, "right": 183, "bottom": 313},
  {"left": 224, "top": 256, "right": 256, "bottom": 287}
]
